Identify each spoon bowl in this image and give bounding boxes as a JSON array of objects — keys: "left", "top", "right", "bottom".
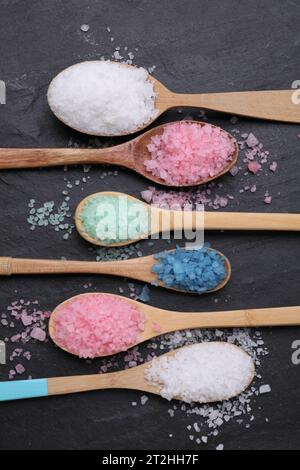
[{"left": 49, "top": 292, "right": 300, "bottom": 358}]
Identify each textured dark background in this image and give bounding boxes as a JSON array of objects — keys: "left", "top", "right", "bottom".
[{"left": 0, "top": 0, "right": 300, "bottom": 450}]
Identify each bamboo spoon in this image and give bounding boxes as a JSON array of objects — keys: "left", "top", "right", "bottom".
[
  {"left": 0, "top": 121, "right": 238, "bottom": 188},
  {"left": 49, "top": 292, "right": 300, "bottom": 358},
  {"left": 48, "top": 62, "right": 300, "bottom": 137},
  {"left": 0, "top": 342, "right": 254, "bottom": 403},
  {"left": 0, "top": 248, "right": 231, "bottom": 294},
  {"left": 75, "top": 191, "right": 300, "bottom": 247}
]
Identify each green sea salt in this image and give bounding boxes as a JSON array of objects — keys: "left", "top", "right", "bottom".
[{"left": 80, "top": 194, "right": 150, "bottom": 245}]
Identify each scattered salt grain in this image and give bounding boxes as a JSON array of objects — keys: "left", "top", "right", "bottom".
[
  {"left": 15, "top": 363, "right": 25, "bottom": 375},
  {"left": 48, "top": 61, "right": 157, "bottom": 135},
  {"left": 216, "top": 444, "right": 224, "bottom": 451},
  {"left": 80, "top": 24, "right": 90, "bottom": 32},
  {"left": 259, "top": 384, "right": 271, "bottom": 394}
]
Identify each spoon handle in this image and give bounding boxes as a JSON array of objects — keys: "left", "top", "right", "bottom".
[
  {"left": 0, "top": 257, "right": 156, "bottom": 283},
  {"left": 165, "top": 209, "right": 300, "bottom": 232},
  {"left": 172, "top": 90, "right": 299, "bottom": 123},
  {"left": 0, "top": 145, "right": 132, "bottom": 169},
  {"left": 152, "top": 306, "right": 300, "bottom": 331},
  {"left": 0, "top": 371, "right": 127, "bottom": 401}
]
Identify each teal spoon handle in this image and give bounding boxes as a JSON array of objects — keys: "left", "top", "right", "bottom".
[{"left": 0, "top": 379, "right": 48, "bottom": 401}]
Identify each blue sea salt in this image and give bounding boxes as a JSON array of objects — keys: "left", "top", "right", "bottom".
[{"left": 152, "top": 246, "right": 227, "bottom": 293}]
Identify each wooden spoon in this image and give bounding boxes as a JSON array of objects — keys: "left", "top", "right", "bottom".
[
  {"left": 48, "top": 61, "right": 300, "bottom": 137},
  {"left": 75, "top": 191, "right": 300, "bottom": 247},
  {"left": 0, "top": 121, "right": 238, "bottom": 188},
  {"left": 0, "top": 248, "right": 231, "bottom": 295},
  {"left": 49, "top": 292, "right": 300, "bottom": 358},
  {"left": 0, "top": 342, "right": 254, "bottom": 403}
]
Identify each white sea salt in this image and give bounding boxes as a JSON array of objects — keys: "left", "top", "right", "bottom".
[
  {"left": 259, "top": 384, "right": 271, "bottom": 394},
  {"left": 48, "top": 61, "right": 157, "bottom": 135},
  {"left": 80, "top": 24, "right": 90, "bottom": 32},
  {"left": 144, "top": 343, "right": 255, "bottom": 404}
]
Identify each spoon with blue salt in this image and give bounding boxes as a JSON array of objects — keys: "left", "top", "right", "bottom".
[{"left": 0, "top": 245, "right": 231, "bottom": 295}]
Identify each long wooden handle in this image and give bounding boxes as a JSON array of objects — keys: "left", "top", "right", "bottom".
[
  {"left": 0, "top": 145, "right": 133, "bottom": 169},
  {"left": 0, "top": 257, "right": 138, "bottom": 276},
  {"left": 162, "top": 209, "right": 300, "bottom": 232},
  {"left": 173, "top": 90, "right": 300, "bottom": 123},
  {"left": 0, "top": 257, "right": 157, "bottom": 284},
  {"left": 152, "top": 306, "right": 300, "bottom": 331}
]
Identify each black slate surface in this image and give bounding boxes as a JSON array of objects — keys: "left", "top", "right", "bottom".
[{"left": 0, "top": 0, "right": 300, "bottom": 450}]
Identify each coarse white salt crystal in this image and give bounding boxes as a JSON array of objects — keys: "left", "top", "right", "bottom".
[
  {"left": 259, "top": 384, "right": 271, "bottom": 394},
  {"left": 48, "top": 61, "right": 157, "bottom": 136},
  {"left": 141, "top": 395, "right": 148, "bottom": 405},
  {"left": 216, "top": 444, "right": 224, "bottom": 451},
  {"left": 144, "top": 342, "right": 254, "bottom": 403},
  {"left": 80, "top": 24, "right": 90, "bottom": 32}
]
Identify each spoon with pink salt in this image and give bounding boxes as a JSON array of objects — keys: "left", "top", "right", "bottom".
[
  {"left": 48, "top": 292, "right": 300, "bottom": 359},
  {"left": 0, "top": 121, "right": 239, "bottom": 188}
]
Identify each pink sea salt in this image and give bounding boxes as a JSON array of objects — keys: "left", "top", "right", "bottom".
[
  {"left": 144, "top": 122, "right": 235, "bottom": 185},
  {"left": 30, "top": 327, "right": 46, "bottom": 342},
  {"left": 15, "top": 363, "right": 25, "bottom": 375},
  {"left": 52, "top": 294, "right": 145, "bottom": 358},
  {"left": 248, "top": 161, "right": 261, "bottom": 174}
]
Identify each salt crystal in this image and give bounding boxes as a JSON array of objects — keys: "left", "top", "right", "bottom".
[
  {"left": 216, "top": 444, "right": 224, "bottom": 451},
  {"left": 15, "top": 363, "right": 25, "bottom": 375},
  {"left": 259, "top": 384, "right": 271, "bottom": 394},
  {"left": 80, "top": 24, "right": 90, "bottom": 32},
  {"left": 30, "top": 327, "right": 46, "bottom": 342}
]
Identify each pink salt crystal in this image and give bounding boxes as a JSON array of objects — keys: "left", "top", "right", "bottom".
[
  {"left": 269, "top": 161, "right": 277, "bottom": 172},
  {"left": 52, "top": 294, "right": 145, "bottom": 359},
  {"left": 21, "top": 313, "right": 33, "bottom": 326},
  {"left": 9, "top": 370, "right": 16, "bottom": 379},
  {"left": 229, "top": 166, "right": 239, "bottom": 176},
  {"left": 30, "top": 327, "right": 46, "bottom": 342},
  {"left": 152, "top": 321, "right": 162, "bottom": 334},
  {"left": 15, "top": 363, "right": 25, "bottom": 375},
  {"left": 246, "top": 133, "right": 259, "bottom": 148},
  {"left": 140, "top": 189, "right": 153, "bottom": 203},
  {"left": 144, "top": 122, "right": 235, "bottom": 185},
  {"left": 248, "top": 161, "right": 261, "bottom": 174},
  {"left": 264, "top": 195, "right": 272, "bottom": 204},
  {"left": 250, "top": 185, "right": 257, "bottom": 193}
]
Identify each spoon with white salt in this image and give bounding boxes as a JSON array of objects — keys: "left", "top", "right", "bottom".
[
  {"left": 47, "top": 60, "right": 300, "bottom": 137},
  {"left": 0, "top": 121, "right": 238, "bottom": 188},
  {"left": 0, "top": 342, "right": 255, "bottom": 403}
]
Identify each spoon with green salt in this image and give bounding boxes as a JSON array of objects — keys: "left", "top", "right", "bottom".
[{"left": 75, "top": 191, "right": 300, "bottom": 248}]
